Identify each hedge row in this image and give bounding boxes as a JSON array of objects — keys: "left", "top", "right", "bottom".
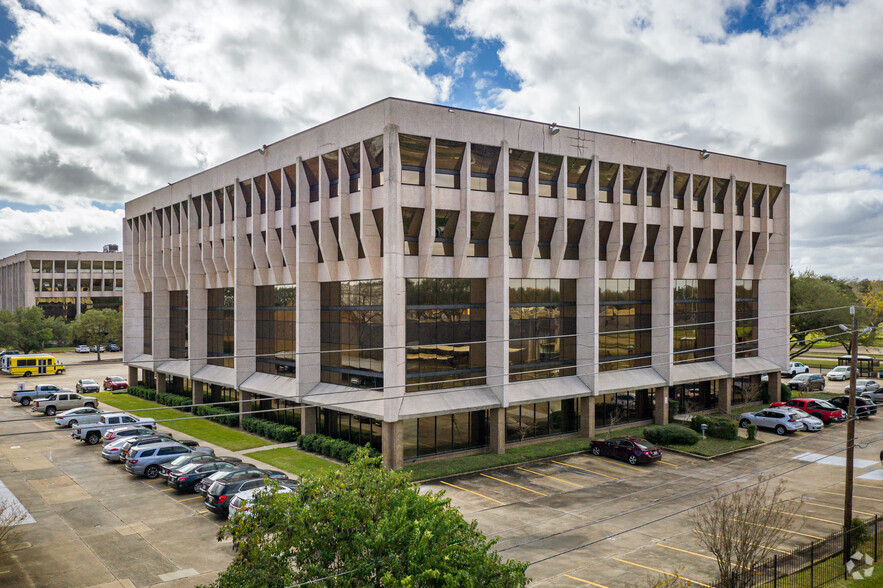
[
  {"left": 127, "top": 385, "right": 192, "bottom": 410},
  {"left": 241, "top": 416, "right": 300, "bottom": 443},
  {"left": 689, "top": 414, "right": 739, "bottom": 441},
  {"left": 642, "top": 424, "right": 700, "bottom": 446},
  {"left": 194, "top": 404, "right": 239, "bottom": 427},
  {"left": 298, "top": 433, "right": 381, "bottom": 464}
]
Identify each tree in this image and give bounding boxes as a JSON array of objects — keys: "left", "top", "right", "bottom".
[
  {"left": 1, "top": 498, "right": 28, "bottom": 555},
  {"left": 12, "top": 306, "right": 68, "bottom": 353},
  {"left": 71, "top": 309, "right": 121, "bottom": 361},
  {"left": 0, "top": 310, "right": 17, "bottom": 349},
  {"left": 211, "top": 451, "right": 529, "bottom": 588},
  {"left": 691, "top": 476, "right": 800, "bottom": 588}
]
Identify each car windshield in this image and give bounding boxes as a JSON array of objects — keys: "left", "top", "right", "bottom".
[
  {"left": 633, "top": 439, "right": 655, "bottom": 450},
  {"left": 178, "top": 463, "right": 201, "bottom": 473},
  {"left": 857, "top": 380, "right": 872, "bottom": 386},
  {"left": 169, "top": 456, "right": 192, "bottom": 466},
  {"left": 815, "top": 400, "right": 836, "bottom": 409},
  {"left": 82, "top": 379, "right": 96, "bottom": 385}
]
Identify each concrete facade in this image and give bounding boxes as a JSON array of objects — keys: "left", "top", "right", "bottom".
[
  {"left": 123, "top": 98, "right": 789, "bottom": 468},
  {"left": 0, "top": 250, "right": 124, "bottom": 320}
]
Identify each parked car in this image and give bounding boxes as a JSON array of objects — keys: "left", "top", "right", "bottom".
[
  {"left": 54, "top": 406, "right": 109, "bottom": 427},
  {"left": 844, "top": 379, "right": 880, "bottom": 395},
  {"left": 10, "top": 384, "right": 64, "bottom": 406},
  {"left": 205, "top": 471, "right": 290, "bottom": 516},
  {"left": 589, "top": 436, "right": 661, "bottom": 465},
  {"left": 32, "top": 391, "right": 97, "bottom": 416},
  {"left": 782, "top": 362, "right": 811, "bottom": 377},
  {"left": 76, "top": 379, "right": 100, "bottom": 394},
  {"left": 72, "top": 413, "right": 157, "bottom": 444},
  {"left": 75, "top": 345, "right": 90, "bottom": 353},
  {"left": 166, "top": 460, "right": 245, "bottom": 492},
  {"left": 861, "top": 389, "right": 883, "bottom": 404},
  {"left": 739, "top": 408, "right": 804, "bottom": 435},
  {"left": 787, "top": 373, "right": 826, "bottom": 392},
  {"left": 826, "top": 366, "right": 851, "bottom": 381},
  {"left": 194, "top": 467, "right": 287, "bottom": 497},
  {"left": 119, "top": 435, "right": 202, "bottom": 463},
  {"left": 90, "top": 345, "right": 105, "bottom": 353},
  {"left": 103, "top": 376, "right": 129, "bottom": 391},
  {"left": 103, "top": 425, "right": 163, "bottom": 443},
  {"left": 159, "top": 454, "right": 242, "bottom": 480},
  {"left": 829, "top": 395, "right": 878, "bottom": 419},
  {"left": 101, "top": 431, "right": 172, "bottom": 461},
  {"left": 125, "top": 441, "right": 212, "bottom": 478},
  {"left": 228, "top": 481, "right": 298, "bottom": 518},
  {"left": 783, "top": 408, "right": 825, "bottom": 432},
  {"left": 105, "top": 344, "right": 121, "bottom": 352},
  {"left": 770, "top": 398, "right": 845, "bottom": 424}
]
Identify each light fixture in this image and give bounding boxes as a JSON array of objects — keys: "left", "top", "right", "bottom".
[
  {"left": 448, "top": 108, "right": 455, "bottom": 113},
  {"left": 549, "top": 123, "right": 560, "bottom": 135},
  {"left": 699, "top": 149, "right": 710, "bottom": 160},
  {"left": 258, "top": 144, "right": 268, "bottom": 155}
]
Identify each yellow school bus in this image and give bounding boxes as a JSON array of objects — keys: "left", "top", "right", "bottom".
[{"left": 2, "top": 354, "right": 66, "bottom": 377}]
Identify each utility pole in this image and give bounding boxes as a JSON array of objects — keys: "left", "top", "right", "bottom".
[{"left": 843, "top": 306, "right": 858, "bottom": 554}]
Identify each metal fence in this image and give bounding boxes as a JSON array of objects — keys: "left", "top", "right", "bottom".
[{"left": 712, "top": 514, "right": 882, "bottom": 588}]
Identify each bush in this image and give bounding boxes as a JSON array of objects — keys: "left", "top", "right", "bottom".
[
  {"left": 781, "top": 383, "right": 791, "bottom": 402},
  {"left": 241, "top": 417, "right": 300, "bottom": 443},
  {"left": 746, "top": 424, "right": 757, "bottom": 440},
  {"left": 194, "top": 404, "right": 239, "bottom": 427},
  {"left": 690, "top": 414, "right": 738, "bottom": 441},
  {"left": 297, "top": 433, "right": 381, "bottom": 463},
  {"left": 126, "top": 385, "right": 191, "bottom": 410},
  {"left": 642, "top": 424, "right": 700, "bottom": 446}
]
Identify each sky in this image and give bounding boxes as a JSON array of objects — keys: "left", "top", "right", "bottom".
[{"left": 0, "top": 0, "right": 880, "bottom": 278}]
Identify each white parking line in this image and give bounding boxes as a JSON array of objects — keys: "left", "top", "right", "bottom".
[
  {"left": 792, "top": 452, "right": 877, "bottom": 469},
  {"left": 857, "top": 468, "right": 883, "bottom": 480}
]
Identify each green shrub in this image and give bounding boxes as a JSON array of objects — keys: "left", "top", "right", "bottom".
[
  {"left": 642, "top": 424, "right": 699, "bottom": 446},
  {"left": 241, "top": 417, "right": 300, "bottom": 443},
  {"left": 126, "top": 386, "right": 191, "bottom": 410},
  {"left": 297, "top": 433, "right": 380, "bottom": 463},
  {"left": 746, "top": 424, "right": 757, "bottom": 440},
  {"left": 690, "top": 414, "right": 738, "bottom": 440},
  {"left": 194, "top": 404, "right": 239, "bottom": 427},
  {"left": 781, "top": 383, "right": 791, "bottom": 402}
]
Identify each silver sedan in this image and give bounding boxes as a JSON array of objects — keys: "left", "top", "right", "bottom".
[
  {"left": 845, "top": 379, "right": 880, "bottom": 395},
  {"left": 783, "top": 408, "right": 824, "bottom": 432},
  {"left": 54, "top": 407, "right": 108, "bottom": 428}
]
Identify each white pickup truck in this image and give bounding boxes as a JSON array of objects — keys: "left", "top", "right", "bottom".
[{"left": 72, "top": 413, "right": 156, "bottom": 445}]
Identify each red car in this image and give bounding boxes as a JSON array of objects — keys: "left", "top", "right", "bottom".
[
  {"left": 590, "top": 436, "right": 662, "bottom": 465},
  {"left": 103, "top": 376, "right": 129, "bottom": 391},
  {"left": 770, "top": 398, "right": 845, "bottom": 424}
]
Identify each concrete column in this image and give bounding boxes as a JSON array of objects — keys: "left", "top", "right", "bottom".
[
  {"left": 128, "top": 366, "right": 138, "bottom": 386},
  {"left": 192, "top": 380, "right": 204, "bottom": 405},
  {"left": 767, "top": 371, "right": 782, "bottom": 403},
  {"left": 382, "top": 420, "right": 403, "bottom": 470},
  {"left": 486, "top": 141, "right": 509, "bottom": 408},
  {"left": 717, "top": 378, "right": 732, "bottom": 415},
  {"left": 301, "top": 406, "right": 317, "bottom": 435},
  {"left": 239, "top": 390, "right": 252, "bottom": 425},
  {"left": 156, "top": 374, "right": 167, "bottom": 395},
  {"left": 488, "top": 407, "right": 506, "bottom": 454},
  {"left": 382, "top": 125, "right": 406, "bottom": 423},
  {"left": 654, "top": 388, "right": 669, "bottom": 425},
  {"left": 579, "top": 396, "right": 596, "bottom": 438}
]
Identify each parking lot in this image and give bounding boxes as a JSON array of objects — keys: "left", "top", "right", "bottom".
[
  {"left": 0, "top": 354, "right": 235, "bottom": 587},
  {"left": 2, "top": 355, "right": 882, "bottom": 587}
]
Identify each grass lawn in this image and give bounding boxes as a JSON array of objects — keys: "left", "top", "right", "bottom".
[
  {"left": 666, "top": 436, "right": 762, "bottom": 457},
  {"left": 94, "top": 391, "right": 271, "bottom": 452},
  {"left": 246, "top": 447, "right": 341, "bottom": 478}
]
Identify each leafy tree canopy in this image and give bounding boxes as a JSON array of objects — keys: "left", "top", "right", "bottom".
[
  {"left": 210, "top": 451, "right": 528, "bottom": 588},
  {"left": 71, "top": 309, "right": 122, "bottom": 360},
  {"left": 3, "top": 306, "right": 69, "bottom": 353}
]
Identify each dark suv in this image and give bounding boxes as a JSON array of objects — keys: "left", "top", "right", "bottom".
[
  {"left": 829, "top": 395, "right": 877, "bottom": 419},
  {"left": 205, "top": 471, "right": 289, "bottom": 515},
  {"left": 787, "top": 373, "right": 825, "bottom": 392}
]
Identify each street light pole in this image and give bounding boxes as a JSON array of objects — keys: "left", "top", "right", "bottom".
[{"left": 843, "top": 306, "right": 858, "bottom": 552}]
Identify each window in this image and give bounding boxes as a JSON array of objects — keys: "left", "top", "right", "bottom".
[
  {"left": 646, "top": 169, "right": 665, "bottom": 207},
  {"left": 66, "top": 261, "right": 77, "bottom": 273},
  {"left": 669, "top": 381, "right": 719, "bottom": 413},
  {"left": 435, "top": 139, "right": 464, "bottom": 189},
  {"left": 322, "top": 151, "right": 339, "bottom": 198},
  {"left": 622, "top": 166, "right": 641, "bottom": 206},
  {"left": 241, "top": 179, "right": 252, "bottom": 218},
  {"left": 598, "top": 162, "right": 618, "bottom": 203},
  {"left": 565, "top": 219, "right": 584, "bottom": 260},
  {"left": 620, "top": 223, "right": 636, "bottom": 261},
  {"left": 768, "top": 186, "right": 782, "bottom": 218},
  {"left": 672, "top": 172, "right": 689, "bottom": 210},
  {"left": 749, "top": 232, "right": 760, "bottom": 265},
  {"left": 643, "top": 225, "right": 659, "bottom": 262},
  {"left": 468, "top": 212, "right": 492, "bottom": 257},
  {"left": 710, "top": 229, "right": 723, "bottom": 264},
  {"left": 470, "top": 144, "right": 500, "bottom": 192},
  {"left": 310, "top": 221, "right": 323, "bottom": 263},
  {"left": 342, "top": 143, "right": 361, "bottom": 193},
  {"left": 508, "top": 215, "right": 527, "bottom": 258},
  {"left": 304, "top": 157, "right": 320, "bottom": 202},
  {"left": 143, "top": 293, "right": 152, "bottom": 354},
  {"left": 673, "top": 280, "right": 714, "bottom": 364},
  {"left": 321, "top": 280, "right": 383, "bottom": 389},
  {"left": 713, "top": 177, "right": 729, "bottom": 214},
  {"left": 31, "top": 260, "right": 41, "bottom": 274},
  {"left": 208, "top": 288, "right": 234, "bottom": 368},
  {"left": 319, "top": 408, "right": 382, "bottom": 451},
  {"left": 364, "top": 136, "right": 384, "bottom": 188},
  {"left": 508, "top": 149, "right": 532, "bottom": 195},
  {"left": 752, "top": 184, "right": 765, "bottom": 217},
  {"left": 268, "top": 169, "right": 282, "bottom": 211},
  {"left": 509, "top": 279, "right": 576, "bottom": 382},
  {"left": 402, "top": 208, "right": 423, "bottom": 256},
  {"left": 350, "top": 213, "right": 366, "bottom": 259},
  {"left": 55, "top": 260, "right": 64, "bottom": 273},
  {"left": 672, "top": 226, "right": 684, "bottom": 263},
  {"left": 253, "top": 394, "right": 300, "bottom": 426},
  {"left": 254, "top": 175, "right": 267, "bottom": 213},
  {"left": 399, "top": 134, "right": 430, "bottom": 186},
  {"left": 736, "top": 280, "right": 758, "bottom": 358},
  {"left": 169, "top": 290, "right": 188, "bottom": 359},
  {"left": 535, "top": 217, "right": 556, "bottom": 259},
  {"left": 598, "top": 279, "right": 651, "bottom": 371},
  {"left": 433, "top": 210, "right": 458, "bottom": 256},
  {"left": 690, "top": 228, "right": 702, "bottom": 263},
  {"left": 505, "top": 400, "right": 579, "bottom": 442},
  {"left": 567, "top": 158, "right": 590, "bottom": 200},
  {"left": 599, "top": 221, "right": 612, "bottom": 261},
  {"left": 538, "top": 154, "right": 562, "bottom": 198},
  {"left": 735, "top": 181, "right": 749, "bottom": 216},
  {"left": 283, "top": 166, "right": 296, "bottom": 205},
  {"left": 692, "top": 175, "right": 709, "bottom": 212},
  {"left": 404, "top": 411, "right": 489, "bottom": 459},
  {"left": 406, "top": 278, "right": 486, "bottom": 391},
  {"left": 595, "top": 391, "right": 655, "bottom": 426}
]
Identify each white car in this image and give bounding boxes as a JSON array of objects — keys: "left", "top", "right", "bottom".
[
  {"left": 783, "top": 407, "right": 824, "bottom": 432},
  {"left": 782, "top": 362, "right": 810, "bottom": 378},
  {"left": 227, "top": 482, "right": 298, "bottom": 518},
  {"left": 845, "top": 379, "right": 880, "bottom": 395},
  {"left": 75, "top": 345, "right": 90, "bottom": 353},
  {"left": 826, "top": 366, "right": 851, "bottom": 381},
  {"left": 55, "top": 407, "right": 109, "bottom": 428}
]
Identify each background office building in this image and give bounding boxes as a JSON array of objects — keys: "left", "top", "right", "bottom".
[
  {"left": 0, "top": 247, "right": 124, "bottom": 321},
  {"left": 123, "top": 98, "right": 789, "bottom": 469}
]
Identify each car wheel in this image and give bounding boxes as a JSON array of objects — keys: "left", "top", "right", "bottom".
[
  {"left": 69, "top": 420, "right": 78, "bottom": 427},
  {"left": 86, "top": 432, "right": 100, "bottom": 445},
  {"left": 23, "top": 371, "right": 31, "bottom": 377},
  {"left": 21, "top": 397, "right": 30, "bottom": 406},
  {"left": 740, "top": 419, "right": 751, "bottom": 428},
  {"left": 145, "top": 465, "right": 159, "bottom": 479},
  {"left": 104, "top": 386, "right": 109, "bottom": 391},
  {"left": 628, "top": 455, "right": 638, "bottom": 465},
  {"left": 775, "top": 425, "right": 787, "bottom": 436},
  {"left": 591, "top": 446, "right": 601, "bottom": 456},
  {"left": 46, "top": 407, "right": 56, "bottom": 416},
  {"left": 85, "top": 402, "right": 95, "bottom": 408}
]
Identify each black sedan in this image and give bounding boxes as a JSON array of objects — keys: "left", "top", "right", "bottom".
[
  {"left": 167, "top": 460, "right": 244, "bottom": 492},
  {"left": 158, "top": 453, "right": 241, "bottom": 480},
  {"left": 829, "top": 395, "right": 877, "bottom": 419},
  {"left": 194, "top": 467, "right": 287, "bottom": 496},
  {"left": 589, "top": 436, "right": 662, "bottom": 465}
]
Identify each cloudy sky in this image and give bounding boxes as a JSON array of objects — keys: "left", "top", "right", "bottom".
[{"left": 0, "top": 0, "right": 880, "bottom": 277}]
